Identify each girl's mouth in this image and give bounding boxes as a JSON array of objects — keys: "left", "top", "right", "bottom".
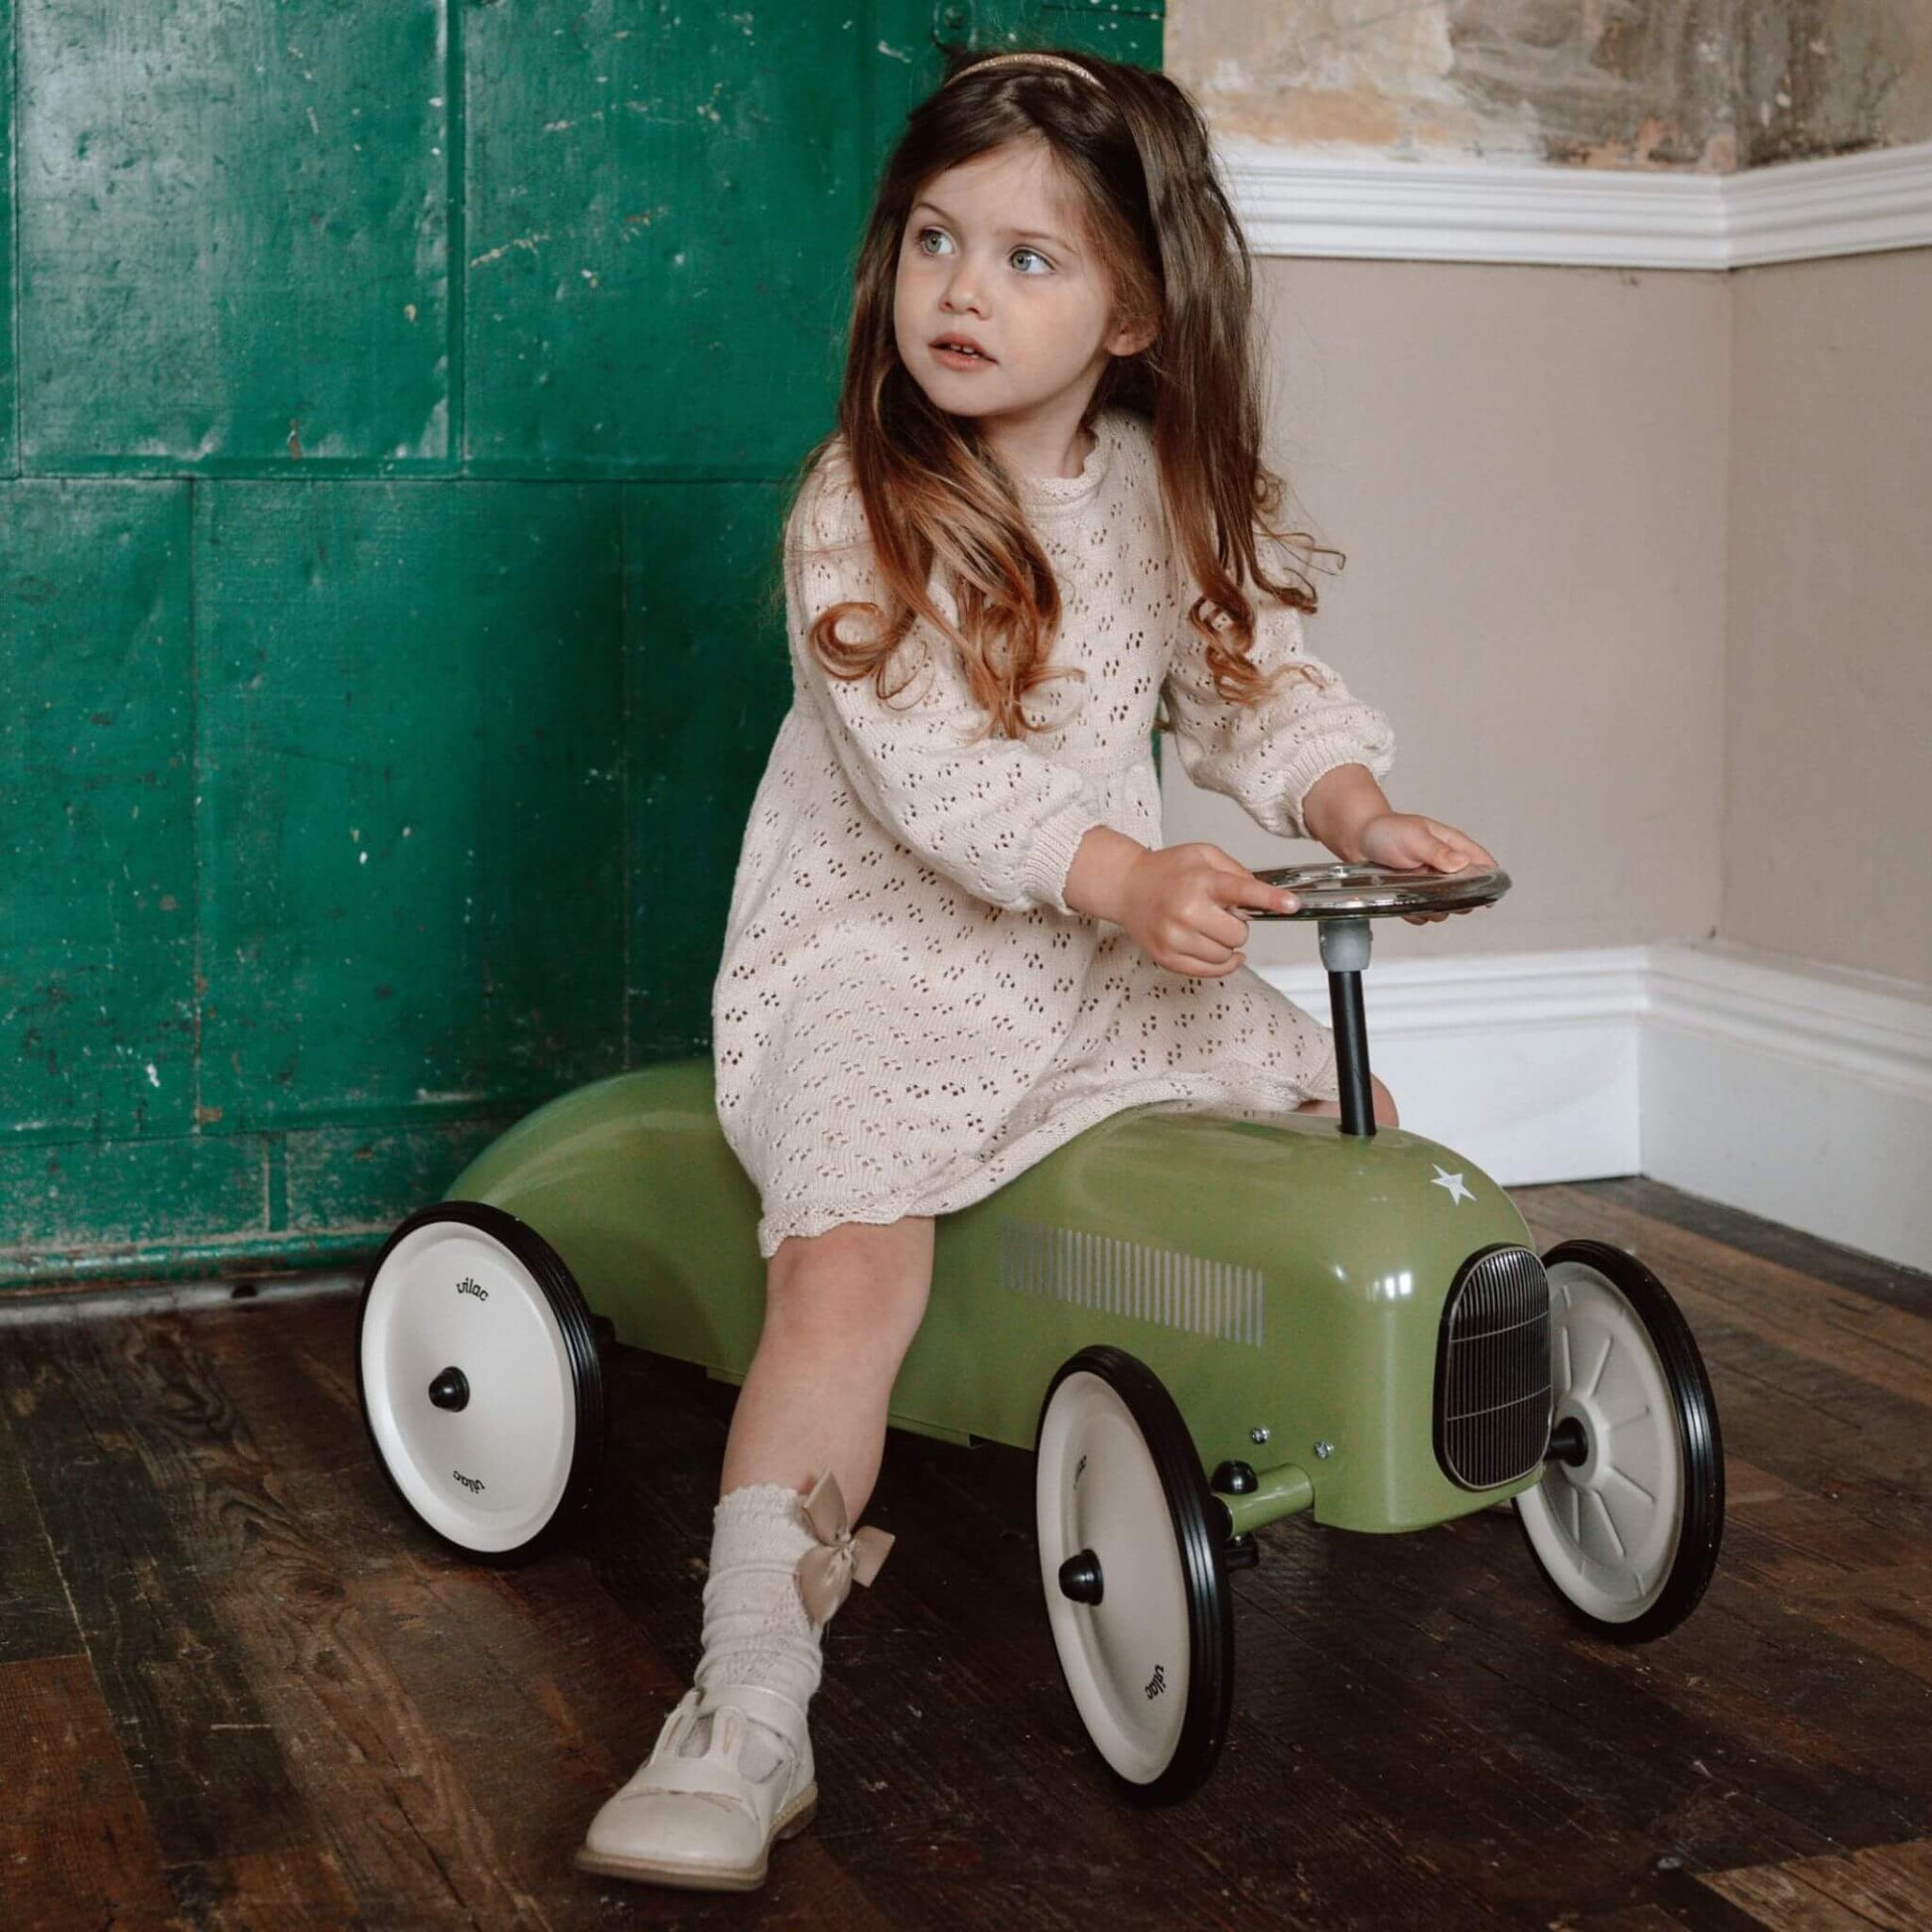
[{"left": 932, "top": 341, "right": 996, "bottom": 368}]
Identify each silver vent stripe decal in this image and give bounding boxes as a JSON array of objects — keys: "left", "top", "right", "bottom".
[{"left": 1000, "top": 1219, "right": 1264, "bottom": 1347}]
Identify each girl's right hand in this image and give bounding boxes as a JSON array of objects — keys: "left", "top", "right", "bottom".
[{"left": 1119, "top": 843, "right": 1299, "bottom": 977}]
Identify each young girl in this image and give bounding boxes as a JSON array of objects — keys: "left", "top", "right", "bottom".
[{"left": 576, "top": 45, "right": 1494, "bottom": 1891}]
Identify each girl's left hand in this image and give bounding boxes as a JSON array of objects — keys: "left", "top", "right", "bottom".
[{"left": 1352, "top": 813, "right": 1497, "bottom": 924}]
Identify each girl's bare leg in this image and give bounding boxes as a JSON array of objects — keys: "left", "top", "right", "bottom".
[{"left": 719, "top": 1214, "right": 935, "bottom": 1519}]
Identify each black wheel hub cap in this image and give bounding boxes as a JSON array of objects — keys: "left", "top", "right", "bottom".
[{"left": 427, "top": 1365, "right": 471, "bottom": 1412}]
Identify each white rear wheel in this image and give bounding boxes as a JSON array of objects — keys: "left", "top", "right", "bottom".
[
  {"left": 356, "top": 1202, "right": 605, "bottom": 1563},
  {"left": 1035, "top": 1345, "right": 1232, "bottom": 1803}
]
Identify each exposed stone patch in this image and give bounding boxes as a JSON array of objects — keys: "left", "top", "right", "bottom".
[{"left": 1167, "top": 0, "right": 1932, "bottom": 172}]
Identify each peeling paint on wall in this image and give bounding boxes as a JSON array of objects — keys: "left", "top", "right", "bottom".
[
  {"left": 1168, "top": 0, "right": 1932, "bottom": 171},
  {"left": 1736, "top": 0, "right": 1932, "bottom": 166},
  {"left": 1450, "top": 0, "right": 1737, "bottom": 171}
]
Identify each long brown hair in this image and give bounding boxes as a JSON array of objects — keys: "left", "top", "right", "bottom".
[{"left": 786, "top": 44, "right": 1343, "bottom": 741}]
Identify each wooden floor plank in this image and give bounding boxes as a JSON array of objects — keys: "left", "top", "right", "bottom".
[
  {"left": 0, "top": 1322, "right": 325, "bottom": 1897},
  {"left": 1764, "top": 1835, "right": 1932, "bottom": 1931},
  {"left": 1696, "top": 1860, "right": 1890, "bottom": 1929},
  {"left": 413, "top": 1562, "right": 900, "bottom": 1932},
  {"left": 190, "top": 1299, "right": 897, "bottom": 1928},
  {"left": 0, "top": 1651, "right": 180, "bottom": 1931},
  {"left": 104, "top": 1304, "right": 556, "bottom": 1927},
  {"left": 0, "top": 1399, "right": 85, "bottom": 1668},
  {"left": 163, "top": 1844, "right": 362, "bottom": 1932},
  {"left": 1715, "top": 1538, "right": 1932, "bottom": 1696},
  {"left": 1407, "top": 1459, "right": 1932, "bottom": 1859}
]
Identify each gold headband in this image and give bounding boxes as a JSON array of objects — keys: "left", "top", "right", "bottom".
[{"left": 943, "top": 51, "right": 1104, "bottom": 91}]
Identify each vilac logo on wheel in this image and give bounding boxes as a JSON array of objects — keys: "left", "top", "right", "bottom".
[
  {"left": 1144, "top": 1663, "right": 1167, "bottom": 1700},
  {"left": 456, "top": 1276, "right": 488, "bottom": 1301},
  {"left": 453, "top": 1468, "right": 485, "bottom": 1493}
]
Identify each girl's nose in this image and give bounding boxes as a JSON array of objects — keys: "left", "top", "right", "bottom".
[{"left": 942, "top": 269, "right": 986, "bottom": 314}]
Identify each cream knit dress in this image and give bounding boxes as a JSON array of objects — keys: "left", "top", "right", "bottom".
[{"left": 712, "top": 405, "right": 1396, "bottom": 1259}]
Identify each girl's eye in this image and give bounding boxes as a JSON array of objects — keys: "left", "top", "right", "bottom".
[{"left": 910, "top": 227, "right": 1051, "bottom": 274}]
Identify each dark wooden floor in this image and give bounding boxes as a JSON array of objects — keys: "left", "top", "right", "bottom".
[{"left": 4, "top": 1177, "right": 1929, "bottom": 1931}]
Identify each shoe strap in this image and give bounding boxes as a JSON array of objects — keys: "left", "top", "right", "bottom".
[
  {"left": 624, "top": 1746, "right": 781, "bottom": 1822},
  {"left": 694, "top": 1679, "right": 810, "bottom": 1744},
  {"left": 644, "top": 1687, "right": 706, "bottom": 1767}
]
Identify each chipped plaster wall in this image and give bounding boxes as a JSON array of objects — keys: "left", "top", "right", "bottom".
[
  {"left": 1737, "top": 0, "right": 1932, "bottom": 166},
  {"left": 1168, "top": 0, "right": 1932, "bottom": 170}
]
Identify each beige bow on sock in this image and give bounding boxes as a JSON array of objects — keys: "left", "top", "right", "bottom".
[{"left": 794, "top": 1469, "right": 894, "bottom": 1625}]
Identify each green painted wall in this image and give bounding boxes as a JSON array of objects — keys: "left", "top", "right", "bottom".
[{"left": 0, "top": 1, "right": 1164, "bottom": 1288}]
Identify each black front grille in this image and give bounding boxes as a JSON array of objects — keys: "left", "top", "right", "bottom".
[{"left": 1434, "top": 1244, "right": 1552, "bottom": 1489}]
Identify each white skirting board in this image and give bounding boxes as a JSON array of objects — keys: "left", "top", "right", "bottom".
[
  {"left": 1214, "top": 135, "right": 1932, "bottom": 270},
  {"left": 1257, "top": 939, "right": 1932, "bottom": 1274}
]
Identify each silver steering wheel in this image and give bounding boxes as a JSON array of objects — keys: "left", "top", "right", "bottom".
[{"left": 1245, "top": 861, "right": 1511, "bottom": 920}]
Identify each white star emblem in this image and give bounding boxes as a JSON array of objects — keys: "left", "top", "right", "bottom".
[{"left": 1430, "top": 1165, "right": 1474, "bottom": 1206}]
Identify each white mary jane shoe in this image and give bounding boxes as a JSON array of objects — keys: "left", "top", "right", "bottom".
[{"left": 573, "top": 1680, "right": 817, "bottom": 1892}]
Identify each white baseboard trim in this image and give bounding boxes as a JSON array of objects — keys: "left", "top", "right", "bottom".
[
  {"left": 1257, "top": 938, "right": 1932, "bottom": 1274},
  {"left": 1264, "top": 943, "right": 1649, "bottom": 1183},
  {"left": 1215, "top": 135, "right": 1932, "bottom": 270},
  {"left": 1639, "top": 944, "right": 1932, "bottom": 1275}
]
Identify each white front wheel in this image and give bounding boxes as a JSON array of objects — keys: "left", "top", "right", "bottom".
[{"left": 1515, "top": 1240, "right": 1723, "bottom": 1640}]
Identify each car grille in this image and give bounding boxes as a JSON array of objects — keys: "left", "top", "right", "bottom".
[{"left": 1434, "top": 1244, "right": 1553, "bottom": 1489}]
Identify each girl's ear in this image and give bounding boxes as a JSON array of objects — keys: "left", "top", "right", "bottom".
[{"left": 1106, "top": 311, "right": 1160, "bottom": 358}]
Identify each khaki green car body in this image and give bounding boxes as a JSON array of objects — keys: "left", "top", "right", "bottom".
[{"left": 448, "top": 1056, "right": 1546, "bottom": 1536}]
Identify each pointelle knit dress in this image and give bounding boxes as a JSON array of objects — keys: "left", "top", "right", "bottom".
[{"left": 711, "top": 405, "right": 1396, "bottom": 1259}]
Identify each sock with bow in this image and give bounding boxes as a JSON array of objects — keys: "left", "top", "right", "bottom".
[{"left": 679, "top": 1472, "right": 894, "bottom": 1783}]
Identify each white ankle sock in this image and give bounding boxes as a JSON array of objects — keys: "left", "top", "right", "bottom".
[{"left": 680, "top": 1480, "right": 825, "bottom": 1782}]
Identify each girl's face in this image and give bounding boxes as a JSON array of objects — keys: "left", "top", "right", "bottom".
[{"left": 893, "top": 138, "right": 1153, "bottom": 435}]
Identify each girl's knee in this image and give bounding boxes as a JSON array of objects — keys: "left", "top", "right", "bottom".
[{"left": 766, "top": 1215, "right": 934, "bottom": 1330}]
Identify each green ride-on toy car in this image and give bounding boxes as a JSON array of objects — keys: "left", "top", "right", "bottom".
[{"left": 354, "top": 862, "right": 1725, "bottom": 1803}]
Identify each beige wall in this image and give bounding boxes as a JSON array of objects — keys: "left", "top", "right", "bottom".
[
  {"left": 1160, "top": 242, "right": 1932, "bottom": 990},
  {"left": 1162, "top": 255, "right": 1732, "bottom": 966},
  {"left": 1723, "top": 246, "right": 1932, "bottom": 986}
]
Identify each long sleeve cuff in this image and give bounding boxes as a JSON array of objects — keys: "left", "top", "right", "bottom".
[
  {"left": 1278, "top": 735, "right": 1389, "bottom": 843},
  {"left": 1022, "top": 800, "right": 1109, "bottom": 917}
]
